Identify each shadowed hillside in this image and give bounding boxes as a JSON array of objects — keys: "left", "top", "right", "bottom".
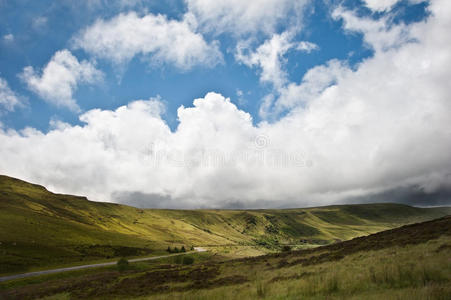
[{"left": 1, "top": 175, "right": 450, "bottom": 274}]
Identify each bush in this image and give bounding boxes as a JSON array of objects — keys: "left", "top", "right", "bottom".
[
  {"left": 282, "top": 245, "right": 292, "bottom": 252},
  {"left": 117, "top": 258, "right": 129, "bottom": 272},
  {"left": 182, "top": 256, "right": 194, "bottom": 265},
  {"left": 174, "top": 255, "right": 183, "bottom": 264}
]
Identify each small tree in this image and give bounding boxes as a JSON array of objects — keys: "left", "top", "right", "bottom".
[
  {"left": 117, "top": 257, "right": 129, "bottom": 272},
  {"left": 174, "top": 246, "right": 180, "bottom": 253},
  {"left": 167, "top": 246, "right": 172, "bottom": 253},
  {"left": 181, "top": 246, "right": 186, "bottom": 252},
  {"left": 190, "top": 245, "right": 194, "bottom": 251},
  {"left": 182, "top": 256, "right": 194, "bottom": 265}
]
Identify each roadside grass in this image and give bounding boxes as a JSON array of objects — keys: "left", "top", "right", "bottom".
[
  {"left": 0, "top": 266, "right": 116, "bottom": 291},
  {"left": 0, "top": 252, "right": 213, "bottom": 291},
  {"left": 0, "top": 247, "right": 172, "bottom": 277}
]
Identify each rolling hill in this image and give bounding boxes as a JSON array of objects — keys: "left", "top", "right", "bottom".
[
  {"left": 1, "top": 174, "right": 450, "bottom": 274},
  {"left": 2, "top": 213, "right": 451, "bottom": 299}
]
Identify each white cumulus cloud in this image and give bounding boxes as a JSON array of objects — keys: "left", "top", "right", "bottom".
[
  {"left": 297, "top": 41, "right": 319, "bottom": 53},
  {"left": 0, "top": 77, "right": 25, "bottom": 112},
  {"left": 332, "top": 7, "right": 411, "bottom": 53},
  {"left": 185, "top": 0, "right": 309, "bottom": 36},
  {"left": 361, "top": 0, "right": 427, "bottom": 12},
  {"left": 73, "top": 12, "right": 223, "bottom": 70},
  {"left": 236, "top": 33, "right": 318, "bottom": 90},
  {"left": 20, "top": 49, "right": 103, "bottom": 111},
  {"left": 236, "top": 32, "right": 295, "bottom": 90},
  {"left": 236, "top": 33, "right": 320, "bottom": 117},
  {"left": 362, "top": 0, "right": 400, "bottom": 11},
  {"left": 274, "top": 59, "right": 348, "bottom": 113}
]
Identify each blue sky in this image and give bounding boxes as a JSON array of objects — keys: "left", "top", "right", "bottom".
[
  {"left": 1, "top": 0, "right": 450, "bottom": 208},
  {"left": 1, "top": 0, "right": 427, "bottom": 131}
]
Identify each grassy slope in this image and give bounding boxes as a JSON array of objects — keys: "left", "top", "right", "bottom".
[
  {"left": 1, "top": 174, "right": 450, "bottom": 274},
  {"left": 2, "top": 215, "right": 451, "bottom": 299}
]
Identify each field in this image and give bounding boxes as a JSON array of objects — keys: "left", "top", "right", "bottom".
[
  {"left": 1, "top": 174, "right": 451, "bottom": 275},
  {"left": 1, "top": 215, "right": 450, "bottom": 299}
]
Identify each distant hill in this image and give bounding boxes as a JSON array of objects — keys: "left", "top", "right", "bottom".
[{"left": 1, "top": 174, "right": 450, "bottom": 274}]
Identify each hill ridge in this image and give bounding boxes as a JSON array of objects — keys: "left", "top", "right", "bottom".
[{"left": 1, "top": 174, "right": 451, "bottom": 274}]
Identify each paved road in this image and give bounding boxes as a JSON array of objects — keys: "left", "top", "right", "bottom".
[{"left": 0, "top": 249, "right": 205, "bottom": 283}]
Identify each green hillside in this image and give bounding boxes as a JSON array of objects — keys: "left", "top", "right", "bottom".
[
  {"left": 2, "top": 214, "right": 451, "bottom": 299},
  {"left": 1, "top": 174, "right": 450, "bottom": 275}
]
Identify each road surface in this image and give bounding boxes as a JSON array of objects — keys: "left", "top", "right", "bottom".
[{"left": 0, "top": 249, "right": 206, "bottom": 283}]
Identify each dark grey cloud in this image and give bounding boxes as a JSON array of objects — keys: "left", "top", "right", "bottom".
[
  {"left": 112, "top": 191, "right": 290, "bottom": 209},
  {"left": 112, "top": 191, "right": 175, "bottom": 209},
  {"left": 112, "top": 184, "right": 451, "bottom": 210},
  {"left": 342, "top": 184, "right": 451, "bottom": 207}
]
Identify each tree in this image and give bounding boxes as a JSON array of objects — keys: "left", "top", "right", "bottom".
[
  {"left": 117, "top": 257, "right": 129, "bottom": 272},
  {"left": 181, "top": 246, "right": 186, "bottom": 252},
  {"left": 174, "top": 246, "right": 180, "bottom": 253},
  {"left": 167, "top": 246, "right": 172, "bottom": 253}
]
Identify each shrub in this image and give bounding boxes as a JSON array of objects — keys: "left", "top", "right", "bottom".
[
  {"left": 174, "top": 255, "right": 183, "bottom": 264},
  {"left": 182, "top": 256, "right": 194, "bottom": 265},
  {"left": 282, "top": 245, "right": 292, "bottom": 252},
  {"left": 117, "top": 258, "right": 129, "bottom": 272}
]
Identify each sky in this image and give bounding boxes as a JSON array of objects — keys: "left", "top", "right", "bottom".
[{"left": 0, "top": 0, "right": 450, "bottom": 208}]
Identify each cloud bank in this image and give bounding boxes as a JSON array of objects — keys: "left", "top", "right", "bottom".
[{"left": 1, "top": 0, "right": 450, "bottom": 208}]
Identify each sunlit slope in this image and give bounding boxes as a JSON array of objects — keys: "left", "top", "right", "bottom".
[
  {"left": 3, "top": 214, "right": 451, "bottom": 299},
  {"left": 1, "top": 174, "right": 450, "bottom": 274}
]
